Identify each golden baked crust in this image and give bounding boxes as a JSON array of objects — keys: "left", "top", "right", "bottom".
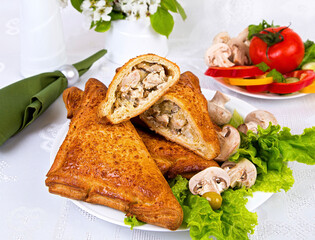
[
  {"left": 98, "top": 54, "right": 180, "bottom": 124},
  {"left": 140, "top": 71, "right": 220, "bottom": 160},
  {"left": 46, "top": 78, "right": 183, "bottom": 230},
  {"left": 63, "top": 87, "right": 83, "bottom": 119},
  {"left": 136, "top": 127, "right": 219, "bottom": 179}
]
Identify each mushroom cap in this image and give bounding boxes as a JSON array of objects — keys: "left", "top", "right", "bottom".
[
  {"left": 189, "top": 167, "right": 230, "bottom": 195},
  {"left": 208, "top": 91, "right": 232, "bottom": 126},
  {"left": 221, "top": 158, "right": 257, "bottom": 188},
  {"left": 245, "top": 110, "right": 278, "bottom": 129},
  {"left": 215, "top": 125, "right": 240, "bottom": 162},
  {"left": 239, "top": 110, "right": 278, "bottom": 134},
  {"left": 226, "top": 27, "right": 251, "bottom": 65},
  {"left": 213, "top": 32, "right": 231, "bottom": 44},
  {"left": 204, "top": 43, "right": 234, "bottom": 68}
]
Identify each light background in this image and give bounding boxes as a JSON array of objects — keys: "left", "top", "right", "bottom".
[{"left": 0, "top": 0, "right": 315, "bottom": 239}]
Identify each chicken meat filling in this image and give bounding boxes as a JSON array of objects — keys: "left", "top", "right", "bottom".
[
  {"left": 144, "top": 100, "right": 196, "bottom": 140},
  {"left": 116, "top": 62, "right": 169, "bottom": 108}
]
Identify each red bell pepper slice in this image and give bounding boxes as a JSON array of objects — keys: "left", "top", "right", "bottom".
[
  {"left": 246, "top": 70, "right": 315, "bottom": 94},
  {"left": 269, "top": 70, "right": 315, "bottom": 94},
  {"left": 205, "top": 66, "right": 264, "bottom": 78},
  {"left": 246, "top": 84, "right": 271, "bottom": 93}
]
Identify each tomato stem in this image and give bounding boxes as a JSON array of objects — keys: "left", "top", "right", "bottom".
[{"left": 252, "top": 26, "right": 290, "bottom": 61}]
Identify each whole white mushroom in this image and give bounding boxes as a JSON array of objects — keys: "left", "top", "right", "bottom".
[{"left": 238, "top": 110, "right": 278, "bottom": 134}]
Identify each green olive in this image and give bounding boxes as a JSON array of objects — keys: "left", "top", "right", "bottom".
[{"left": 202, "top": 192, "right": 222, "bottom": 210}]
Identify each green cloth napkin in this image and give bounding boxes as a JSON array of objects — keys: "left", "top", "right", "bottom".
[{"left": 0, "top": 49, "right": 107, "bottom": 146}]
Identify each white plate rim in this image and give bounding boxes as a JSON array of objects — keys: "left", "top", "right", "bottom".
[
  {"left": 49, "top": 89, "right": 273, "bottom": 232},
  {"left": 212, "top": 76, "right": 307, "bottom": 100}
]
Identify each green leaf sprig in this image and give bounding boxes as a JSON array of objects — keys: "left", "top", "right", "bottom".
[
  {"left": 248, "top": 20, "right": 279, "bottom": 40},
  {"left": 256, "top": 62, "right": 286, "bottom": 83}
]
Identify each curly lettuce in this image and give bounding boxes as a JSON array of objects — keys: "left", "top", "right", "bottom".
[
  {"left": 279, "top": 126, "right": 315, "bottom": 164},
  {"left": 124, "top": 124, "right": 315, "bottom": 238},
  {"left": 230, "top": 124, "right": 315, "bottom": 192},
  {"left": 124, "top": 216, "right": 145, "bottom": 230},
  {"left": 299, "top": 40, "right": 315, "bottom": 68},
  {"left": 228, "top": 109, "right": 244, "bottom": 129},
  {"left": 170, "top": 176, "right": 258, "bottom": 240}
]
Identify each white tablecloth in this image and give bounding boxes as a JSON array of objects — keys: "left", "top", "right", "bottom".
[{"left": 1, "top": 0, "right": 315, "bottom": 239}]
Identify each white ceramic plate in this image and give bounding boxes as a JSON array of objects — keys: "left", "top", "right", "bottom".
[
  {"left": 213, "top": 77, "right": 307, "bottom": 100},
  {"left": 50, "top": 89, "right": 273, "bottom": 232}
]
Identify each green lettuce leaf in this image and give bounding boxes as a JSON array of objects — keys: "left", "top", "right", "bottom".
[
  {"left": 170, "top": 176, "right": 258, "bottom": 240},
  {"left": 169, "top": 175, "right": 190, "bottom": 205},
  {"left": 231, "top": 124, "right": 315, "bottom": 192},
  {"left": 251, "top": 163, "right": 294, "bottom": 192},
  {"left": 124, "top": 216, "right": 145, "bottom": 230},
  {"left": 279, "top": 126, "right": 315, "bottom": 164},
  {"left": 299, "top": 40, "right": 315, "bottom": 68},
  {"left": 228, "top": 109, "right": 244, "bottom": 128}
]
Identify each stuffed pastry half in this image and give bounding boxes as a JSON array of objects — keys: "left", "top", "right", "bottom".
[
  {"left": 98, "top": 54, "right": 180, "bottom": 124},
  {"left": 136, "top": 127, "right": 219, "bottom": 179},
  {"left": 140, "top": 71, "right": 220, "bottom": 160},
  {"left": 46, "top": 79, "right": 183, "bottom": 230}
]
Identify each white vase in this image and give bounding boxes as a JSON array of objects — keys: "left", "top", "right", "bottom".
[
  {"left": 104, "top": 19, "right": 168, "bottom": 65},
  {"left": 20, "top": 0, "right": 67, "bottom": 77}
]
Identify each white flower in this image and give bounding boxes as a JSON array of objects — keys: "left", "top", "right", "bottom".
[
  {"left": 115, "top": 0, "right": 161, "bottom": 20},
  {"left": 81, "top": 0, "right": 91, "bottom": 11},
  {"left": 96, "top": 0, "right": 106, "bottom": 8},
  {"left": 80, "top": 0, "right": 161, "bottom": 23},
  {"left": 149, "top": 1, "right": 159, "bottom": 14},
  {"left": 81, "top": 0, "right": 113, "bottom": 22},
  {"left": 94, "top": 5, "right": 113, "bottom": 22}
]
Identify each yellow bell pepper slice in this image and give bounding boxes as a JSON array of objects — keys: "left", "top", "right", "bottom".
[
  {"left": 227, "top": 77, "right": 273, "bottom": 86},
  {"left": 300, "top": 82, "right": 315, "bottom": 93}
]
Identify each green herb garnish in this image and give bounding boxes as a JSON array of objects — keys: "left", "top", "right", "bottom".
[
  {"left": 256, "top": 62, "right": 271, "bottom": 72},
  {"left": 124, "top": 216, "right": 145, "bottom": 230},
  {"left": 267, "top": 69, "right": 286, "bottom": 83},
  {"left": 248, "top": 20, "right": 279, "bottom": 40}
]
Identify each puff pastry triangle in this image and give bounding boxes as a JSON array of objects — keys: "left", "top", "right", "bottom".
[{"left": 46, "top": 78, "right": 183, "bottom": 230}]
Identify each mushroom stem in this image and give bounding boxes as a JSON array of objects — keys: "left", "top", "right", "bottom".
[
  {"left": 215, "top": 125, "right": 240, "bottom": 162},
  {"left": 208, "top": 91, "right": 232, "bottom": 126}
]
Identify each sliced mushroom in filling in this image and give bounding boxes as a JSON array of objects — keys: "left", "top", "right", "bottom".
[
  {"left": 142, "top": 100, "right": 197, "bottom": 142},
  {"left": 113, "top": 62, "right": 171, "bottom": 111}
]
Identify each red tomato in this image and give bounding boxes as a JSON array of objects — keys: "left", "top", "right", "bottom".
[{"left": 249, "top": 27, "right": 304, "bottom": 74}]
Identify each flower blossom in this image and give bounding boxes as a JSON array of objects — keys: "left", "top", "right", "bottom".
[
  {"left": 115, "top": 0, "right": 161, "bottom": 20},
  {"left": 81, "top": 0, "right": 113, "bottom": 22}
]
